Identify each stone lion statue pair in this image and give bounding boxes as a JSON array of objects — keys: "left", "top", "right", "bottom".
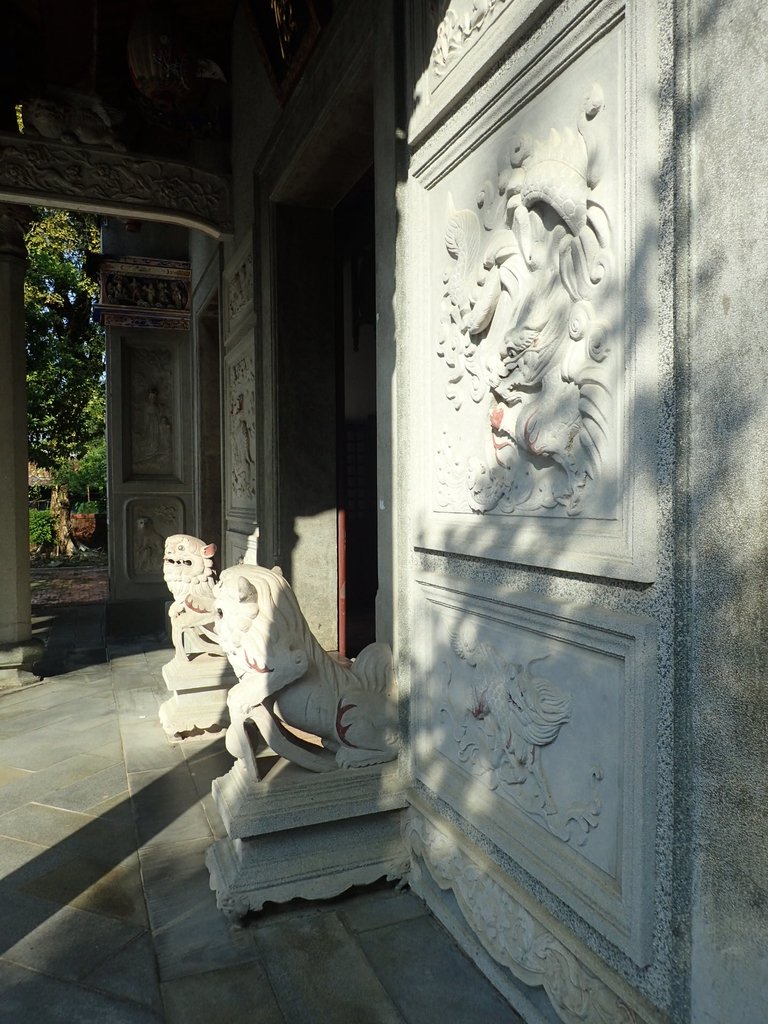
[{"left": 162, "top": 535, "right": 398, "bottom": 777}]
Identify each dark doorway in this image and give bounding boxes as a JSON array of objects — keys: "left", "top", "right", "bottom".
[{"left": 335, "top": 169, "right": 377, "bottom": 658}]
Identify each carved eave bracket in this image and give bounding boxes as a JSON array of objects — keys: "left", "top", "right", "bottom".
[{"left": 0, "top": 133, "right": 232, "bottom": 239}]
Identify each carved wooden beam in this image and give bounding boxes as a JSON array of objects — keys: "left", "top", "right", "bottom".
[{"left": 0, "top": 133, "right": 232, "bottom": 239}]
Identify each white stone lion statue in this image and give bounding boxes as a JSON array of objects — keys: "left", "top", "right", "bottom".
[
  {"left": 213, "top": 564, "right": 398, "bottom": 775},
  {"left": 162, "top": 534, "right": 219, "bottom": 662}
]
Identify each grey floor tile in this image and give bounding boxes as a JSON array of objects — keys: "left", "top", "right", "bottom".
[
  {"left": 121, "top": 721, "right": 185, "bottom": 774},
  {"left": 21, "top": 847, "right": 148, "bottom": 927},
  {"left": 128, "top": 766, "right": 212, "bottom": 848},
  {"left": 139, "top": 837, "right": 259, "bottom": 981},
  {"left": 356, "top": 910, "right": 522, "bottom": 1024},
  {"left": 161, "top": 961, "right": 285, "bottom": 1024},
  {"left": 115, "top": 686, "right": 164, "bottom": 717},
  {"left": 0, "top": 764, "right": 32, "bottom": 788},
  {"left": 0, "top": 720, "right": 119, "bottom": 771},
  {"left": 0, "top": 753, "right": 125, "bottom": 815},
  {"left": 0, "top": 680, "right": 83, "bottom": 713},
  {"left": 338, "top": 887, "right": 430, "bottom": 934},
  {"left": 0, "top": 814, "right": 136, "bottom": 903},
  {"left": 0, "top": 958, "right": 162, "bottom": 1023},
  {"left": 0, "top": 889, "right": 145, "bottom": 983},
  {"left": 41, "top": 762, "right": 128, "bottom": 815},
  {"left": 0, "top": 802, "right": 104, "bottom": 846},
  {"left": 0, "top": 834, "right": 47, "bottom": 876},
  {"left": 3, "top": 705, "right": 114, "bottom": 741},
  {"left": 88, "top": 737, "right": 127, "bottom": 763},
  {"left": 253, "top": 911, "right": 406, "bottom": 1024},
  {"left": 80, "top": 933, "right": 163, "bottom": 1014}
]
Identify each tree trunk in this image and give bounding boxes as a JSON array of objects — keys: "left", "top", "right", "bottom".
[{"left": 50, "top": 483, "right": 75, "bottom": 557}]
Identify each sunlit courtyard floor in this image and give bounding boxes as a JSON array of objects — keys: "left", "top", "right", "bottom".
[{"left": 0, "top": 599, "right": 522, "bottom": 1023}]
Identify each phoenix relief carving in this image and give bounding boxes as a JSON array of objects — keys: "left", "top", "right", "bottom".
[
  {"left": 435, "top": 83, "right": 614, "bottom": 517},
  {"left": 440, "top": 627, "right": 602, "bottom": 845}
]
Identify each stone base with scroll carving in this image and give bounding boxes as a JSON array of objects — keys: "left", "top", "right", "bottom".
[
  {"left": 404, "top": 802, "right": 664, "bottom": 1024},
  {"left": 159, "top": 654, "right": 237, "bottom": 738},
  {"left": 206, "top": 759, "right": 408, "bottom": 920}
]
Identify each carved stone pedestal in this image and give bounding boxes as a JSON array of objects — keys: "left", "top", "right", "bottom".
[
  {"left": 206, "top": 759, "right": 409, "bottom": 919},
  {"left": 0, "top": 639, "right": 44, "bottom": 690},
  {"left": 159, "top": 654, "right": 237, "bottom": 738}
]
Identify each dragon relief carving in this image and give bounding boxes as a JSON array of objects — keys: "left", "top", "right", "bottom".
[
  {"left": 440, "top": 628, "right": 602, "bottom": 845},
  {"left": 404, "top": 810, "right": 643, "bottom": 1024},
  {"left": 436, "top": 83, "right": 614, "bottom": 517}
]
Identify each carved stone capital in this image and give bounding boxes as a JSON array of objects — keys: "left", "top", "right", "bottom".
[{"left": 0, "top": 203, "right": 31, "bottom": 258}]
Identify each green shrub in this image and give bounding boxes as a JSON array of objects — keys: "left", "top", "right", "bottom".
[
  {"left": 73, "top": 500, "right": 103, "bottom": 514},
  {"left": 29, "top": 508, "right": 54, "bottom": 549}
]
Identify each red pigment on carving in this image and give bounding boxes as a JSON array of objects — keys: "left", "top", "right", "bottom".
[
  {"left": 245, "top": 650, "right": 272, "bottom": 674},
  {"left": 336, "top": 701, "right": 359, "bottom": 746}
]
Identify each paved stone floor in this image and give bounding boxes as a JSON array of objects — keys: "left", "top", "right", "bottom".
[{"left": 0, "top": 600, "right": 523, "bottom": 1023}]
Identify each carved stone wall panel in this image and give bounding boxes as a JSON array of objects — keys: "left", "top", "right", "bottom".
[
  {"left": 123, "top": 340, "right": 181, "bottom": 481},
  {"left": 0, "top": 134, "right": 232, "bottom": 238},
  {"left": 224, "top": 237, "right": 255, "bottom": 340},
  {"left": 404, "top": 806, "right": 665, "bottom": 1024},
  {"left": 224, "top": 332, "right": 258, "bottom": 519},
  {"left": 125, "top": 498, "right": 184, "bottom": 582},
  {"left": 413, "top": 574, "right": 656, "bottom": 963},
  {"left": 408, "top": 0, "right": 557, "bottom": 144},
  {"left": 410, "top": 0, "right": 657, "bottom": 580}
]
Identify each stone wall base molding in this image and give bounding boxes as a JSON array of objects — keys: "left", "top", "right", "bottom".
[{"left": 404, "top": 802, "right": 666, "bottom": 1024}]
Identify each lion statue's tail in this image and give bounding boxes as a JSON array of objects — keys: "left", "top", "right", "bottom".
[{"left": 350, "top": 642, "right": 395, "bottom": 695}]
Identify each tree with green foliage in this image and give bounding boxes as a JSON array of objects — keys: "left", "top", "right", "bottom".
[{"left": 25, "top": 208, "right": 105, "bottom": 555}]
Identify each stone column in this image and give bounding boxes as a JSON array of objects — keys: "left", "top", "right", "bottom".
[{"left": 0, "top": 204, "right": 42, "bottom": 687}]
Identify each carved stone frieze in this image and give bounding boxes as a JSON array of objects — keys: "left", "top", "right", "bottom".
[
  {"left": 0, "top": 133, "right": 232, "bottom": 238},
  {"left": 404, "top": 808, "right": 648, "bottom": 1024},
  {"left": 435, "top": 83, "right": 614, "bottom": 518},
  {"left": 96, "top": 256, "right": 191, "bottom": 330},
  {"left": 430, "top": 0, "right": 511, "bottom": 82}
]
